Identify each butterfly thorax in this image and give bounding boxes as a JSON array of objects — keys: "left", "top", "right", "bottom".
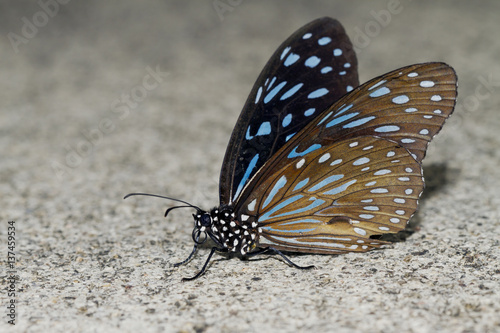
[{"left": 194, "top": 206, "right": 259, "bottom": 255}]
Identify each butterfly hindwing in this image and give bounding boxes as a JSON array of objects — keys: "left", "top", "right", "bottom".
[
  {"left": 219, "top": 17, "right": 359, "bottom": 206},
  {"left": 240, "top": 136, "right": 423, "bottom": 253}
]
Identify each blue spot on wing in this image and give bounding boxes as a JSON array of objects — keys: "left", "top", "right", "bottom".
[
  {"left": 259, "top": 196, "right": 326, "bottom": 222},
  {"left": 282, "top": 114, "right": 292, "bottom": 127},
  {"left": 280, "top": 46, "right": 291, "bottom": 60},
  {"left": 256, "top": 122, "right": 271, "bottom": 136},
  {"left": 255, "top": 86, "right": 263, "bottom": 104},
  {"left": 343, "top": 116, "right": 376, "bottom": 129},
  {"left": 267, "top": 77, "right": 277, "bottom": 90},
  {"left": 369, "top": 87, "right": 390, "bottom": 97},
  {"left": 293, "top": 178, "right": 309, "bottom": 191},
  {"left": 285, "top": 133, "right": 296, "bottom": 141},
  {"left": 233, "top": 154, "right": 259, "bottom": 202},
  {"left": 284, "top": 53, "right": 300, "bottom": 66},
  {"left": 305, "top": 56, "right": 321, "bottom": 68},
  {"left": 308, "top": 174, "right": 344, "bottom": 192},
  {"left": 264, "top": 81, "right": 287, "bottom": 103},
  {"left": 321, "top": 66, "right": 332, "bottom": 74},
  {"left": 261, "top": 226, "right": 316, "bottom": 233},
  {"left": 288, "top": 144, "right": 322, "bottom": 158},
  {"left": 258, "top": 194, "right": 303, "bottom": 222},
  {"left": 326, "top": 112, "right": 359, "bottom": 128},
  {"left": 245, "top": 126, "right": 254, "bottom": 140},
  {"left": 280, "top": 83, "right": 304, "bottom": 101},
  {"left": 304, "top": 108, "right": 315, "bottom": 116},
  {"left": 318, "top": 37, "right": 331, "bottom": 45},
  {"left": 308, "top": 88, "right": 329, "bottom": 99},
  {"left": 322, "top": 179, "right": 357, "bottom": 195},
  {"left": 335, "top": 104, "right": 353, "bottom": 116},
  {"left": 263, "top": 175, "right": 287, "bottom": 208},
  {"left": 375, "top": 125, "right": 400, "bottom": 133}
]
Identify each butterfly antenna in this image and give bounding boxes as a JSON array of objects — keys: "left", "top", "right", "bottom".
[
  {"left": 124, "top": 193, "right": 201, "bottom": 211},
  {"left": 164, "top": 205, "right": 196, "bottom": 218}
]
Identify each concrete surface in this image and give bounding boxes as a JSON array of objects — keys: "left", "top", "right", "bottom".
[{"left": 1, "top": 1, "right": 499, "bottom": 332}]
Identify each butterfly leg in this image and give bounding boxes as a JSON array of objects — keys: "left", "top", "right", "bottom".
[
  {"left": 181, "top": 247, "right": 228, "bottom": 281},
  {"left": 173, "top": 243, "right": 198, "bottom": 267},
  {"left": 247, "top": 247, "right": 315, "bottom": 270}
]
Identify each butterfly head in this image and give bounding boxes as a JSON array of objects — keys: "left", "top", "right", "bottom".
[{"left": 190, "top": 209, "right": 214, "bottom": 245}]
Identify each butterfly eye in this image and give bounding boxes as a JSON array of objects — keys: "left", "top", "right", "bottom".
[{"left": 200, "top": 213, "right": 212, "bottom": 227}]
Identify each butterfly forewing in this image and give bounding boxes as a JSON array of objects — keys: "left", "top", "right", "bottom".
[
  {"left": 219, "top": 17, "right": 359, "bottom": 206},
  {"left": 236, "top": 62, "right": 457, "bottom": 207},
  {"left": 315, "top": 62, "right": 458, "bottom": 163},
  {"left": 234, "top": 62, "right": 457, "bottom": 253}
]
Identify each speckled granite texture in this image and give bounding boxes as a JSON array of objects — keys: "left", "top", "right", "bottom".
[{"left": 1, "top": 1, "right": 499, "bottom": 332}]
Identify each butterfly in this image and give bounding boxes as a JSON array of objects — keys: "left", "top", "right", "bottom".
[{"left": 125, "top": 17, "right": 457, "bottom": 280}]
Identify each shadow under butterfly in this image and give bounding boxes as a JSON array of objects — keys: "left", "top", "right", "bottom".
[{"left": 125, "top": 17, "right": 458, "bottom": 280}]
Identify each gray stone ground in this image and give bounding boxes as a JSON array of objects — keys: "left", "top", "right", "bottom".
[{"left": 1, "top": 1, "right": 499, "bottom": 332}]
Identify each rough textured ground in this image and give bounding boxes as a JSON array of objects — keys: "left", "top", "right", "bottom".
[{"left": 1, "top": 1, "right": 499, "bottom": 332}]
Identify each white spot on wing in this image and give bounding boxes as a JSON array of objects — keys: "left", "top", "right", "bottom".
[
  {"left": 369, "top": 87, "right": 391, "bottom": 97},
  {"left": 374, "top": 169, "right": 391, "bottom": 176},
  {"left": 375, "top": 125, "right": 400, "bottom": 133},
  {"left": 368, "top": 79, "right": 387, "bottom": 91},
  {"left": 330, "top": 159, "right": 342, "bottom": 166},
  {"left": 371, "top": 188, "right": 389, "bottom": 193},
  {"left": 420, "top": 80, "right": 435, "bottom": 87},
  {"left": 318, "top": 153, "right": 330, "bottom": 163},
  {"left": 296, "top": 158, "right": 305, "bottom": 169},
  {"left": 354, "top": 227, "right": 366, "bottom": 236},
  {"left": 353, "top": 157, "right": 370, "bottom": 165},
  {"left": 392, "top": 95, "right": 410, "bottom": 104},
  {"left": 420, "top": 129, "right": 429, "bottom": 135},
  {"left": 401, "top": 138, "right": 415, "bottom": 143},
  {"left": 247, "top": 199, "right": 256, "bottom": 212}
]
